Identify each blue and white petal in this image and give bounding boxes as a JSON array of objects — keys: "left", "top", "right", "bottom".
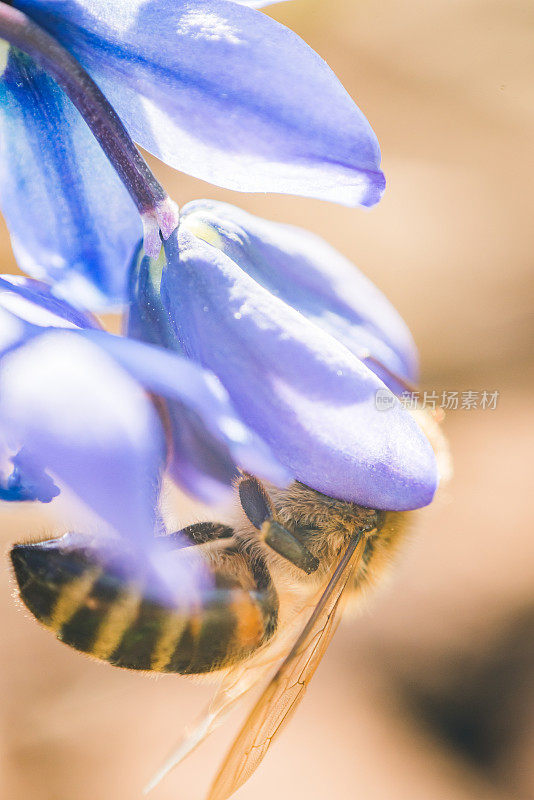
[
  {"left": 0, "top": 274, "right": 287, "bottom": 504},
  {"left": 0, "top": 275, "right": 100, "bottom": 330},
  {"left": 0, "top": 304, "right": 35, "bottom": 356},
  {"left": 158, "top": 228, "right": 438, "bottom": 511},
  {"left": 15, "top": 0, "right": 384, "bottom": 207},
  {"left": 0, "top": 447, "right": 60, "bottom": 503},
  {"left": 181, "top": 201, "right": 418, "bottom": 391},
  {"left": 0, "top": 48, "right": 142, "bottom": 307},
  {"left": 0, "top": 330, "right": 165, "bottom": 540},
  {"left": 0, "top": 273, "right": 100, "bottom": 365},
  {"left": 85, "top": 330, "right": 290, "bottom": 503},
  {"left": 0, "top": 296, "right": 65, "bottom": 502}
]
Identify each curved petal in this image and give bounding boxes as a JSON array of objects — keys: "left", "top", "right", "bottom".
[
  {"left": 158, "top": 229, "right": 437, "bottom": 511},
  {"left": 0, "top": 302, "right": 62, "bottom": 502},
  {"left": 0, "top": 304, "right": 35, "bottom": 356},
  {"left": 0, "top": 275, "right": 100, "bottom": 330},
  {"left": 83, "top": 329, "right": 290, "bottom": 503},
  {"left": 181, "top": 201, "right": 418, "bottom": 391},
  {"left": 0, "top": 47, "right": 142, "bottom": 308},
  {"left": 0, "top": 447, "right": 60, "bottom": 503},
  {"left": 17, "top": 0, "right": 384, "bottom": 206},
  {"left": 0, "top": 330, "right": 165, "bottom": 541}
]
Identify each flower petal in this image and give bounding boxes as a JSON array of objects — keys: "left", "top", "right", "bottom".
[
  {"left": 0, "top": 447, "right": 60, "bottom": 503},
  {"left": 158, "top": 228, "right": 437, "bottom": 510},
  {"left": 181, "top": 200, "right": 418, "bottom": 391},
  {"left": 18, "top": 0, "right": 384, "bottom": 206},
  {"left": 83, "top": 329, "right": 290, "bottom": 503},
  {"left": 0, "top": 47, "right": 142, "bottom": 307},
  {"left": 0, "top": 330, "right": 165, "bottom": 541},
  {"left": 0, "top": 304, "right": 34, "bottom": 356},
  {"left": 0, "top": 275, "right": 100, "bottom": 330},
  {"left": 0, "top": 304, "right": 62, "bottom": 502}
]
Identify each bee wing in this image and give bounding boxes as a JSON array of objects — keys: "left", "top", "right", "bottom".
[
  {"left": 144, "top": 579, "right": 329, "bottom": 794},
  {"left": 144, "top": 655, "right": 280, "bottom": 795},
  {"left": 144, "top": 666, "right": 253, "bottom": 795},
  {"left": 207, "top": 532, "right": 368, "bottom": 800}
]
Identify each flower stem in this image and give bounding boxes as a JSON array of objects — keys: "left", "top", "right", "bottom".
[{"left": 0, "top": 2, "right": 178, "bottom": 255}]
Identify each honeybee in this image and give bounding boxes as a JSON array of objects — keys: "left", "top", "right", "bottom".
[{"left": 10, "top": 410, "right": 446, "bottom": 800}]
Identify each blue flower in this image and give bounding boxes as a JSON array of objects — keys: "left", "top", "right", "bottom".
[
  {"left": 1, "top": 0, "right": 384, "bottom": 305},
  {"left": 0, "top": 274, "right": 288, "bottom": 533},
  {"left": 15, "top": 0, "right": 384, "bottom": 204},
  {"left": 181, "top": 201, "right": 419, "bottom": 394},
  {"left": 129, "top": 201, "right": 438, "bottom": 511},
  {"left": 0, "top": 46, "right": 142, "bottom": 308}
]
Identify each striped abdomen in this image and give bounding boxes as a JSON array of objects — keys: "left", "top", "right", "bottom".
[{"left": 10, "top": 535, "right": 278, "bottom": 674}]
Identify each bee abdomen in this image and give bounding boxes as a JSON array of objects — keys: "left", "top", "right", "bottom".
[
  {"left": 11, "top": 538, "right": 278, "bottom": 675},
  {"left": 115, "top": 582, "right": 272, "bottom": 674}
]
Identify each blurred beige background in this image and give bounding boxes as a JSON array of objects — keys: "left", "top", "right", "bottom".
[{"left": 2, "top": 1, "right": 534, "bottom": 799}]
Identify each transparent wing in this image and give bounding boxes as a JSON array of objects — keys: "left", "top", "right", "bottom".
[
  {"left": 144, "top": 580, "right": 329, "bottom": 793},
  {"left": 144, "top": 665, "right": 256, "bottom": 794},
  {"left": 207, "top": 533, "right": 368, "bottom": 800},
  {"left": 144, "top": 538, "right": 329, "bottom": 795}
]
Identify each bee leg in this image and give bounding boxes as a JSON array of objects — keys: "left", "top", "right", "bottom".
[
  {"left": 238, "top": 476, "right": 319, "bottom": 574},
  {"left": 166, "top": 522, "right": 235, "bottom": 548}
]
